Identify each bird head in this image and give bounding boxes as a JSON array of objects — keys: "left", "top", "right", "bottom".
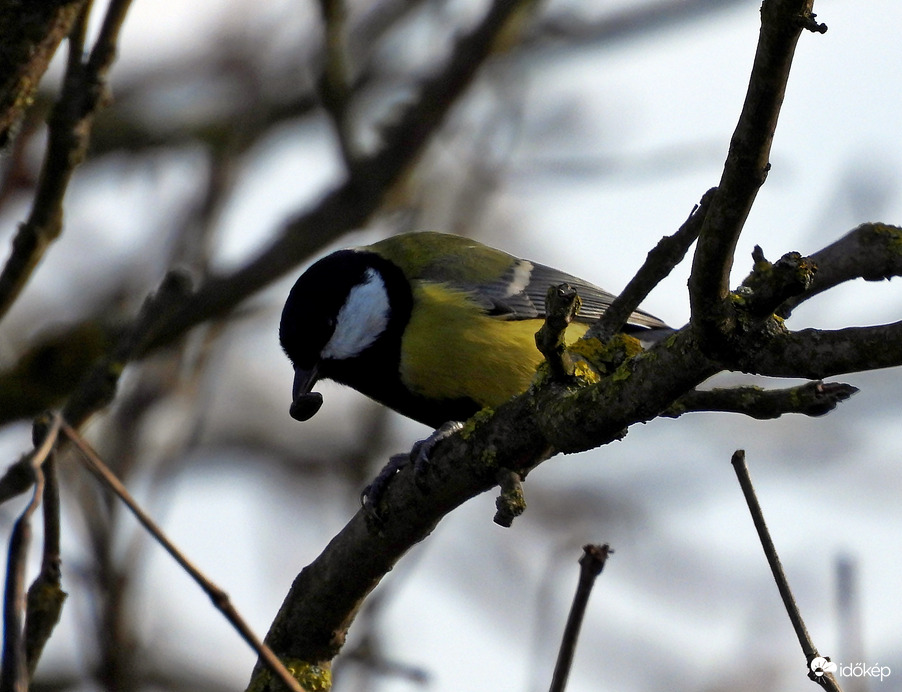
[{"left": 279, "top": 249, "right": 408, "bottom": 421}]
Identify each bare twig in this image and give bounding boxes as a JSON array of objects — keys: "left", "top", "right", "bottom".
[
  {"left": 24, "top": 428, "right": 67, "bottom": 676},
  {"left": 0, "top": 415, "right": 61, "bottom": 692},
  {"left": 731, "top": 451, "right": 842, "bottom": 690},
  {"left": 534, "top": 0, "right": 747, "bottom": 50},
  {"left": 493, "top": 469, "right": 525, "bottom": 528},
  {"left": 548, "top": 544, "right": 612, "bottom": 692},
  {"left": 663, "top": 381, "right": 858, "bottom": 420},
  {"left": 317, "top": 0, "right": 355, "bottom": 165},
  {"left": 59, "top": 422, "right": 307, "bottom": 692},
  {"left": 589, "top": 188, "right": 714, "bottom": 341},
  {"left": 0, "top": 0, "right": 135, "bottom": 322},
  {"left": 85, "top": 0, "right": 133, "bottom": 76},
  {"left": 689, "top": 0, "right": 822, "bottom": 337},
  {"left": 535, "top": 284, "right": 582, "bottom": 380}
]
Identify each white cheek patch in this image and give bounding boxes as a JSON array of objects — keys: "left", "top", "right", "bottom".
[
  {"left": 321, "top": 268, "right": 390, "bottom": 360},
  {"left": 505, "top": 260, "right": 534, "bottom": 297}
]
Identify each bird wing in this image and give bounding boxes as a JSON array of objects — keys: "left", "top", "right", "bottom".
[
  {"left": 466, "top": 259, "right": 669, "bottom": 331},
  {"left": 371, "top": 232, "right": 668, "bottom": 331}
]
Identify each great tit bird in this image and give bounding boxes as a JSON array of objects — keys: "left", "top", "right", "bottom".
[{"left": 279, "top": 232, "right": 670, "bottom": 429}]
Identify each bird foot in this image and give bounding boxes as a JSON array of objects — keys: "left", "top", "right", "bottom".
[{"left": 361, "top": 421, "right": 464, "bottom": 520}]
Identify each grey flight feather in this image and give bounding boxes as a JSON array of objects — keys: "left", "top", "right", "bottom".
[{"left": 470, "top": 260, "right": 668, "bottom": 331}]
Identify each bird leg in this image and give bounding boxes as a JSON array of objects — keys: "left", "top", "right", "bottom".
[{"left": 361, "top": 421, "right": 464, "bottom": 518}]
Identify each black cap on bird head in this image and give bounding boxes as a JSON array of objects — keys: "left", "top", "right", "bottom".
[
  {"left": 279, "top": 251, "right": 357, "bottom": 421},
  {"left": 279, "top": 249, "right": 403, "bottom": 422}
]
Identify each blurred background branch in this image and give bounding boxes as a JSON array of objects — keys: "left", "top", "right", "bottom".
[
  {"left": 0, "top": 0, "right": 899, "bottom": 690},
  {"left": 0, "top": 0, "right": 89, "bottom": 150},
  {"left": 0, "top": 0, "right": 134, "bottom": 321}
]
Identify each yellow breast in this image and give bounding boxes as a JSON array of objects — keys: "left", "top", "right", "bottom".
[{"left": 399, "top": 283, "right": 588, "bottom": 407}]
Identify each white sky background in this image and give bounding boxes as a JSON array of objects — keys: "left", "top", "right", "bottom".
[{"left": 2, "top": 1, "right": 902, "bottom": 691}]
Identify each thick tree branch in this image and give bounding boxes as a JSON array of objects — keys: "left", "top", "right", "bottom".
[
  {"left": 778, "top": 222, "right": 902, "bottom": 318},
  {"left": 252, "top": 328, "right": 715, "bottom": 678},
  {"left": 253, "top": 296, "right": 896, "bottom": 674},
  {"left": 254, "top": 395, "right": 549, "bottom": 674},
  {"left": 688, "top": 0, "right": 822, "bottom": 339},
  {"left": 742, "top": 321, "right": 902, "bottom": 379},
  {"left": 534, "top": 330, "right": 717, "bottom": 453}
]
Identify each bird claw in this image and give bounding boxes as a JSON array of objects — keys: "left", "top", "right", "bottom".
[
  {"left": 361, "top": 421, "right": 464, "bottom": 519},
  {"left": 410, "top": 421, "right": 464, "bottom": 484},
  {"left": 360, "top": 452, "right": 409, "bottom": 517}
]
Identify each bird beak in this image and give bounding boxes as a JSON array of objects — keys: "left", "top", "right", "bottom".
[{"left": 290, "top": 365, "right": 324, "bottom": 421}]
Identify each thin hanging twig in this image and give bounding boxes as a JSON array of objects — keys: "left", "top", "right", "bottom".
[
  {"left": 0, "top": 415, "right": 61, "bottom": 692},
  {"left": 549, "top": 544, "right": 612, "bottom": 692},
  {"left": 731, "top": 450, "right": 843, "bottom": 690},
  {"left": 60, "top": 421, "right": 306, "bottom": 692}
]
